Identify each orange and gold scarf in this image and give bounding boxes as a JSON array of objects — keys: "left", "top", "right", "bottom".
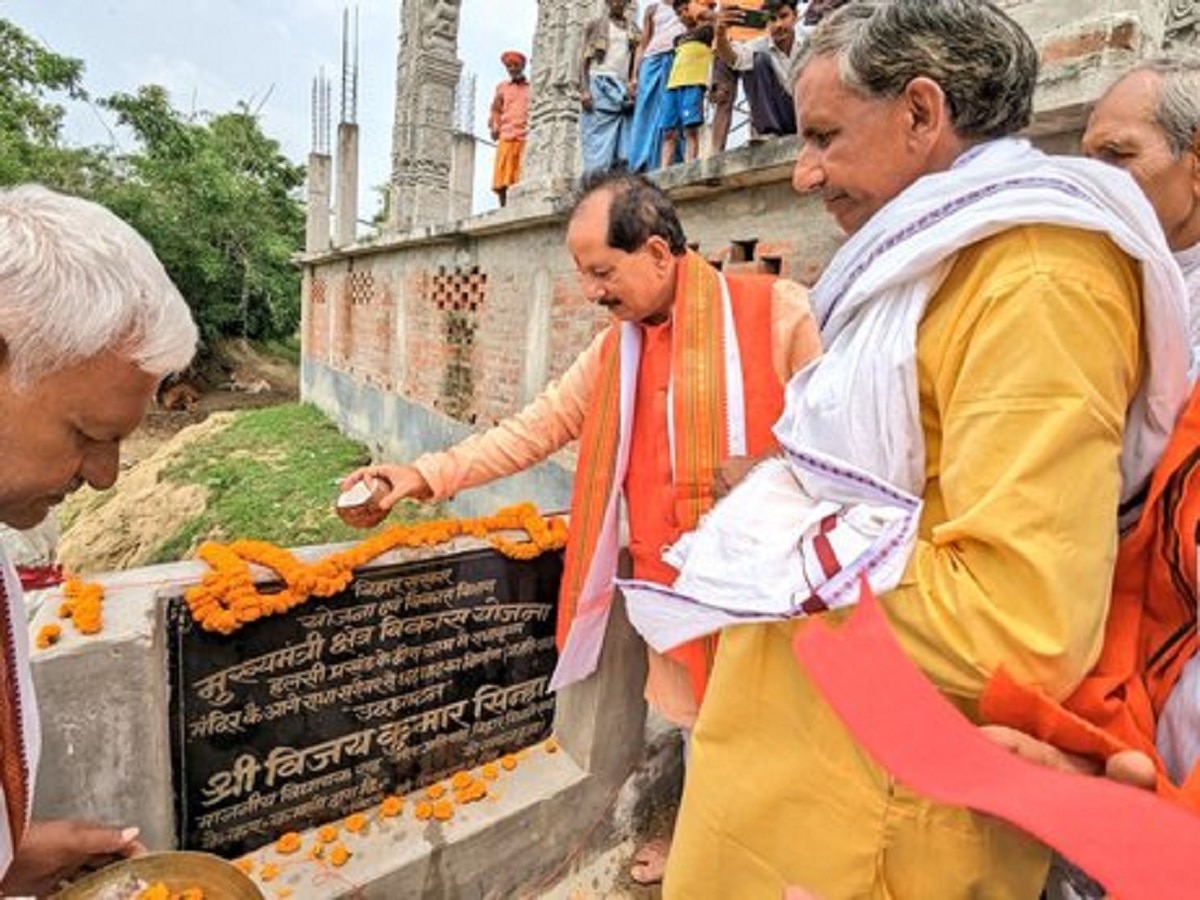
[{"left": 551, "top": 252, "right": 782, "bottom": 694}]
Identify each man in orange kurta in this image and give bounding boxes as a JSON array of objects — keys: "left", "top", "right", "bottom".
[
  {"left": 489, "top": 51, "right": 531, "bottom": 208},
  {"left": 342, "top": 170, "right": 819, "bottom": 729}
]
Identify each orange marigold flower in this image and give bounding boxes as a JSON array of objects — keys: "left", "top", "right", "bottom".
[
  {"left": 344, "top": 812, "right": 368, "bottom": 833},
  {"left": 480, "top": 762, "right": 500, "bottom": 781},
  {"left": 274, "top": 832, "right": 302, "bottom": 854},
  {"left": 379, "top": 795, "right": 404, "bottom": 818},
  {"left": 450, "top": 771, "right": 473, "bottom": 790},
  {"left": 184, "top": 505, "right": 567, "bottom": 632},
  {"left": 432, "top": 799, "right": 454, "bottom": 821},
  {"left": 260, "top": 863, "right": 281, "bottom": 882},
  {"left": 34, "top": 623, "right": 61, "bottom": 650},
  {"left": 135, "top": 884, "right": 170, "bottom": 900},
  {"left": 500, "top": 754, "right": 518, "bottom": 771},
  {"left": 176, "top": 890, "right": 205, "bottom": 900},
  {"left": 234, "top": 857, "right": 255, "bottom": 875},
  {"left": 329, "top": 843, "right": 352, "bottom": 867},
  {"left": 414, "top": 801, "right": 434, "bottom": 821},
  {"left": 316, "top": 823, "right": 339, "bottom": 843},
  {"left": 425, "top": 783, "right": 446, "bottom": 800}
]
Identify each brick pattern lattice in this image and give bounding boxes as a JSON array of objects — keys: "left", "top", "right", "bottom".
[
  {"left": 306, "top": 276, "right": 329, "bottom": 360},
  {"left": 432, "top": 266, "right": 487, "bottom": 422}
]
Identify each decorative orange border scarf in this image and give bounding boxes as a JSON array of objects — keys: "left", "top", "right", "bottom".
[{"left": 554, "top": 252, "right": 744, "bottom": 691}]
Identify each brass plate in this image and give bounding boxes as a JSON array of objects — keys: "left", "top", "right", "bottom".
[{"left": 54, "top": 851, "right": 264, "bottom": 900}]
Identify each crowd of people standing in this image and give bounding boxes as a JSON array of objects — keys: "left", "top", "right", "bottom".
[{"left": 494, "top": 0, "right": 844, "bottom": 201}]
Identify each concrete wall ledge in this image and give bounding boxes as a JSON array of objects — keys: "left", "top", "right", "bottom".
[{"left": 30, "top": 538, "right": 658, "bottom": 897}]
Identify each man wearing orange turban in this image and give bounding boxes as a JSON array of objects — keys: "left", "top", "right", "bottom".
[{"left": 489, "top": 51, "right": 531, "bottom": 207}]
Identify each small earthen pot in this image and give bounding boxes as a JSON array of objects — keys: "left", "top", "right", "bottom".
[{"left": 334, "top": 476, "right": 391, "bottom": 528}]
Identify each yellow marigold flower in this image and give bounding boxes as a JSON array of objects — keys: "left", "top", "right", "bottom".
[
  {"left": 274, "top": 832, "right": 302, "bottom": 854},
  {"left": 379, "top": 795, "right": 404, "bottom": 818}
]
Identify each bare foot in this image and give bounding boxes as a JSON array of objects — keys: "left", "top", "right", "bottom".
[{"left": 630, "top": 837, "right": 671, "bottom": 886}]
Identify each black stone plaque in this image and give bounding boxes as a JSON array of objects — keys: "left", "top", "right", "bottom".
[{"left": 167, "top": 547, "right": 562, "bottom": 858}]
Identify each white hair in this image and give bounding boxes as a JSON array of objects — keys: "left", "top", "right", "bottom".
[{"left": 0, "top": 184, "right": 198, "bottom": 388}]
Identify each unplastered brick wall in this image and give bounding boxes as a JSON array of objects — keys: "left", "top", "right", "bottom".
[
  {"left": 305, "top": 275, "right": 329, "bottom": 361},
  {"left": 336, "top": 267, "right": 396, "bottom": 390}
]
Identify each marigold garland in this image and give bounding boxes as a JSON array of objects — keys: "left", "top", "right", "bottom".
[{"left": 184, "top": 502, "right": 568, "bottom": 634}]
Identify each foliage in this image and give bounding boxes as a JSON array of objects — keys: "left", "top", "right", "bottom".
[
  {"left": 0, "top": 18, "right": 102, "bottom": 190},
  {"left": 98, "top": 86, "right": 306, "bottom": 344},
  {"left": 150, "top": 404, "right": 434, "bottom": 564},
  {"left": 0, "top": 20, "right": 306, "bottom": 349}
]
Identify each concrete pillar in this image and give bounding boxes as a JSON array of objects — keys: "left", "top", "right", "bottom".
[
  {"left": 449, "top": 131, "right": 476, "bottom": 221},
  {"left": 335, "top": 122, "right": 360, "bottom": 247},
  {"left": 509, "top": 0, "right": 594, "bottom": 207},
  {"left": 305, "top": 152, "right": 331, "bottom": 254},
  {"left": 390, "top": 0, "right": 462, "bottom": 233}
]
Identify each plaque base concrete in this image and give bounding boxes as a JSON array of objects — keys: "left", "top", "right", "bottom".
[{"left": 29, "top": 538, "right": 671, "bottom": 897}]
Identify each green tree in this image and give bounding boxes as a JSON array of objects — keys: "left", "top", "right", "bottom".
[
  {"left": 100, "top": 85, "right": 306, "bottom": 343},
  {"left": 0, "top": 20, "right": 306, "bottom": 347},
  {"left": 0, "top": 18, "right": 106, "bottom": 191}
]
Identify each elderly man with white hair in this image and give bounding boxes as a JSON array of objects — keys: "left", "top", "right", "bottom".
[
  {"left": 1082, "top": 56, "right": 1200, "bottom": 375},
  {"left": 0, "top": 184, "right": 198, "bottom": 895}
]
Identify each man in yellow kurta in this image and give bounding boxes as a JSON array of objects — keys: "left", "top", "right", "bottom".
[{"left": 655, "top": 1, "right": 1190, "bottom": 897}]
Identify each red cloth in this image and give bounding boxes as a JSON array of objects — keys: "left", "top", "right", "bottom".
[{"left": 796, "top": 581, "right": 1200, "bottom": 900}]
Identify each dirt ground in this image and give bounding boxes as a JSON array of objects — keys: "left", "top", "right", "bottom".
[
  {"left": 56, "top": 341, "right": 301, "bottom": 574},
  {"left": 123, "top": 339, "right": 300, "bottom": 466}
]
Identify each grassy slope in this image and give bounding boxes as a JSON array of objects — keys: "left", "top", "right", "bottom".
[{"left": 150, "top": 403, "right": 432, "bottom": 564}]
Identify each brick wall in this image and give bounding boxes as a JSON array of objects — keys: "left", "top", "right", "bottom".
[{"left": 300, "top": 0, "right": 1197, "bottom": 464}]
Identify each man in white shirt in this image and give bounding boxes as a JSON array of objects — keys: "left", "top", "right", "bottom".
[
  {"left": 0, "top": 185, "right": 197, "bottom": 895},
  {"left": 714, "top": 0, "right": 802, "bottom": 137},
  {"left": 580, "top": 0, "right": 642, "bottom": 172}
]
